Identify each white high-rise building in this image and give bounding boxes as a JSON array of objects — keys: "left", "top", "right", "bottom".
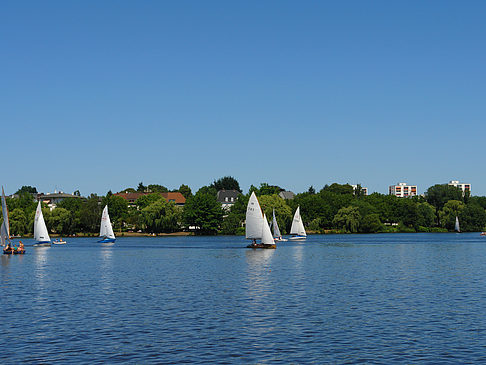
[
  {"left": 448, "top": 180, "right": 471, "bottom": 195},
  {"left": 389, "top": 182, "right": 417, "bottom": 198},
  {"left": 351, "top": 184, "right": 368, "bottom": 196}
]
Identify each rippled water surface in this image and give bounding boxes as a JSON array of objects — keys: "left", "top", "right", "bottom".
[{"left": 2, "top": 233, "right": 486, "bottom": 363}]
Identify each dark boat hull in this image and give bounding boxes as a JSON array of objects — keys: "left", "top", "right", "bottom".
[{"left": 246, "top": 243, "right": 276, "bottom": 249}]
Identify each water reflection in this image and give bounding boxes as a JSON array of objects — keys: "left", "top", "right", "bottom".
[
  {"left": 100, "top": 247, "right": 114, "bottom": 294},
  {"left": 33, "top": 247, "right": 49, "bottom": 304}
]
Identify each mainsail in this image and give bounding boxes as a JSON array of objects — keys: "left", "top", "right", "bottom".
[
  {"left": 272, "top": 209, "right": 281, "bottom": 238},
  {"left": 1, "top": 187, "right": 10, "bottom": 246},
  {"left": 34, "top": 201, "right": 50, "bottom": 243},
  {"left": 290, "top": 206, "right": 306, "bottom": 236},
  {"left": 100, "top": 205, "right": 116, "bottom": 239},
  {"left": 245, "top": 192, "right": 264, "bottom": 239},
  {"left": 455, "top": 216, "right": 460, "bottom": 233}
]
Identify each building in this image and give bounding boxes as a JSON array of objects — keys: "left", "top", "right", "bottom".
[
  {"left": 114, "top": 191, "right": 186, "bottom": 207},
  {"left": 161, "top": 192, "right": 186, "bottom": 206},
  {"left": 279, "top": 191, "right": 295, "bottom": 200},
  {"left": 217, "top": 190, "right": 241, "bottom": 210},
  {"left": 389, "top": 182, "right": 417, "bottom": 198},
  {"left": 351, "top": 185, "right": 368, "bottom": 196},
  {"left": 448, "top": 180, "right": 471, "bottom": 196},
  {"left": 37, "top": 191, "right": 83, "bottom": 210}
]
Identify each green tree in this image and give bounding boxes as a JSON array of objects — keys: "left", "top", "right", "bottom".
[
  {"left": 9, "top": 208, "right": 27, "bottom": 235},
  {"left": 426, "top": 184, "right": 464, "bottom": 212},
  {"left": 211, "top": 176, "right": 241, "bottom": 192},
  {"left": 141, "top": 200, "right": 181, "bottom": 233},
  {"left": 183, "top": 192, "right": 223, "bottom": 235},
  {"left": 439, "top": 200, "right": 465, "bottom": 230},
  {"left": 322, "top": 183, "right": 354, "bottom": 195},
  {"left": 79, "top": 194, "right": 102, "bottom": 233},
  {"left": 178, "top": 184, "right": 192, "bottom": 199},
  {"left": 197, "top": 185, "right": 218, "bottom": 196},
  {"left": 359, "top": 213, "right": 383, "bottom": 233},
  {"left": 332, "top": 206, "right": 361, "bottom": 233},
  {"left": 48, "top": 208, "right": 73, "bottom": 235},
  {"left": 148, "top": 184, "right": 168, "bottom": 193},
  {"left": 137, "top": 182, "right": 146, "bottom": 192},
  {"left": 15, "top": 186, "right": 37, "bottom": 194},
  {"left": 258, "top": 194, "right": 293, "bottom": 234},
  {"left": 459, "top": 204, "right": 486, "bottom": 232},
  {"left": 136, "top": 193, "right": 163, "bottom": 210}
]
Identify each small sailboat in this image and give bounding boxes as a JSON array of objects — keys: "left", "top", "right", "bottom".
[
  {"left": 2, "top": 187, "right": 24, "bottom": 254},
  {"left": 289, "top": 206, "right": 307, "bottom": 241},
  {"left": 33, "top": 201, "right": 51, "bottom": 246},
  {"left": 455, "top": 216, "right": 460, "bottom": 233},
  {"left": 98, "top": 205, "right": 116, "bottom": 243},
  {"left": 272, "top": 209, "right": 287, "bottom": 242},
  {"left": 245, "top": 192, "right": 276, "bottom": 249}
]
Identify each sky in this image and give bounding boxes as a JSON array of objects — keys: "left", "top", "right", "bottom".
[{"left": 2, "top": 1, "right": 486, "bottom": 196}]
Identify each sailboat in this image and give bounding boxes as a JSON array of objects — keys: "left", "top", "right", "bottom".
[
  {"left": 2, "top": 187, "right": 24, "bottom": 254},
  {"left": 455, "top": 216, "right": 460, "bottom": 233},
  {"left": 272, "top": 209, "right": 287, "bottom": 242},
  {"left": 245, "top": 192, "right": 276, "bottom": 249},
  {"left": 98, "top": 205, "right": 116, "bottom": 243},
  {"left": 33, "top": 201, "right": 51, "bottom": 246},
  {"left": 289, "top": 206, "right": 307, "bottom": 241}
]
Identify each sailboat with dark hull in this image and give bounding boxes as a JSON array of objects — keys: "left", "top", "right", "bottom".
[
  {"left": 245, "top": 192, "right": 276, "bottom": 249},
  {"left": 2, "top": 187, "right": 25, "bottom": 254}
]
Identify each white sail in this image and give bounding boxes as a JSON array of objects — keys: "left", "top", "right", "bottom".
[
  {"left": 290, "top": 206, "right": 306, "bottom": 236},
  {"left": 34, "top": 201, "right": 50, "bottom": 242},
  {"left": 1, "top": 187, "right": 9, "bottom": 247},
  {"left": 455, "top": 216, "right": 460, "bottom": 233},
  {"left": 245, "top": 192, "right": 263, "bottom": 239},
  {"left": 261, "top": 214, "right": 275, "bottom": 245},
  {"left": 100, "top": 205, "right": 116, "bottom": 239},
  {"left": 272, "top": 209, "right": 281, "bottom": 238}
]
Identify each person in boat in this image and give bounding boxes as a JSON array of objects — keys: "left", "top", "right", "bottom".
[
  {"left": 18, "top": 241, "right": 24, "bottom": 250},
  {"left": 5, "top": 243, "right": 12, "bottom": 252}
]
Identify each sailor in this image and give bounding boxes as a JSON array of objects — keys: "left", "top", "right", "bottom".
[{"left": 18, "top": 241, "right": 24, "bottom": 250}]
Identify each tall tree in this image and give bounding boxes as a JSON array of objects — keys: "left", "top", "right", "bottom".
[
  {"left": 333, "top": 206, "right": 361, "bottom": 233},
  {"left": 141, "top": 200, "right": 181, "bottom": 233},
  {"left": 178, "top": 184, "right": 192, "bottom": 199},
  {"left": 137, "top": 182, "right": 146, "bottom": 192},
  {"left": 211, "top": 176, "right": 241, "bottom": 192},
  {"left": 15, "top": 186, "right": 37, "bottom": 194},
  {"left": 183, "top": 192, "right": 223, "bottom": 235},
  {"left": 148, "top": 184, "right": 168, "bottom": 193}
]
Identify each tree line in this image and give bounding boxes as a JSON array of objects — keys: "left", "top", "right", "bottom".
[{"left": 3, "top": 178, "right": 486, "bottom": 236}]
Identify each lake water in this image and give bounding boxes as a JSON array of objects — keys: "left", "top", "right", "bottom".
[{"left": 1, "top": 233, "right": 486, "bottom": 363}]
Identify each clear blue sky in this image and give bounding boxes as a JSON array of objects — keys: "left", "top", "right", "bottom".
[{"left": 2, "top": 1, "right": 485, "bottom": 196}]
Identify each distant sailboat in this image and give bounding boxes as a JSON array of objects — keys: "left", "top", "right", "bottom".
[
  {"left": 245, "top": 192, "right": 276, "bottom": 249},
  {"left": 1, "top": 187, "right": 10, "bottom": 253},
  {"left": 2, "top": 187, "right": 25, "bottom": 254},
  {"left": 33, "top": 201, "right": 51, "bottom": 246},
  {"left": 98, "top": 205, "right": 116, "bottom": 243},
  {"left": 455, "top": 216, "right": 460, "bottom": 233},
  {"left": 289, "top": 206, "right": 306, "bottom": 241},
  {"left": 272, "top": 209, "right": 287, "bottom": 242}
]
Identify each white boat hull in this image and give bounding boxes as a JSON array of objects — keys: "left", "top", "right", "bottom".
[{"left": 288, "top": 236, "right": 306, "bottom": 241}]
